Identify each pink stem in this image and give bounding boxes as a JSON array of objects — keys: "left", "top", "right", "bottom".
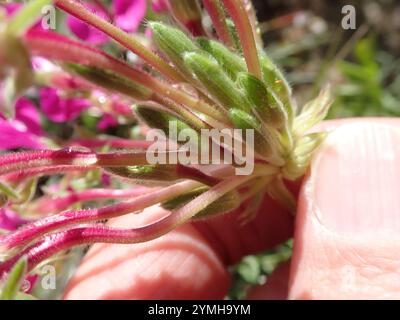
[
  {"left": 25, "top": 30, "right": 221, "bottom": 121},
  {"left": 67, "top": 138, "right": 153, "bottom": 150},
  {"left": 0, "top": 149, "right": 152, "bottom": 176},
  {"left": 2, "top": 165, "right": 96, "bottom": 184},
  {"left": 55, "top": 0, "right": 184, "bottom": 82},
  {"left": 203, "top": 0, "right": 234, "bottom": 48},
  {"left": 222, "top": 0, "right": 262, "bottom": 78},
  {"left": 29, "top": 187, "right": 157, "bottom": 213},
  {"left": 0, "top": 181, "right": 200, "bottom": 251},
  {"left": 0, "top": 175, "right": 252, "bottom": 273}
]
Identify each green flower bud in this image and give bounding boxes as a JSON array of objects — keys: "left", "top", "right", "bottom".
[
  {"left": 236, "top": 72, "right": 287, "bottom": 128},
  {"left": 135, "top": 105, "right": 199, "bottom": 145},
  {"left": 183, "top": 52, "right": 251, "bottom": 112},
  {"left": 259, "top": 52, "right": 293, "bottom": 120},
  {"left": 196, "top": 37, "right": 246, "bottom": 80},
  {"left": 149, "top": 21, "right": 198, "bottom": 79},
  {"left": 65, "top": 64, "right": 152, "bottom": 101},
  {"left": 229, "top": 108, "right": 282, "bottom": 161}
]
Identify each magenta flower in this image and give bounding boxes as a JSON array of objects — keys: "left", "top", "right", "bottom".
[
  {"left": 0, "top": 207, "right": 28, "bottom": 231},
  {"left": 66, "top": 3, "right": 109, "bottom": 45},
  {"left": 0, "top": 98, "right": 44, "bottom": 150},
  {"left": 152, "top": 0, "right": 168, "bottom": 13},
  {"left": 113, "top": 0, "right": 147, "bottom": 33},
  {"left": 14, "top": 97, "right": 44, "bottom": 136},
  {"left": 97, "top": 113, "right": 118, "bottom": 131},
  {"left": 67, "top": 0, "right": 146, "bottom": 45},
  {"left": 39, "top": 87, "right": 90, "bottom": 123}
]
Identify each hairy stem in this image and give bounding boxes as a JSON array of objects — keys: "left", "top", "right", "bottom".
[
  {"left": 25, "top": 30, "right": 224, "bottom": 122},
  {"left": 222, "top": 0, "right": 262, "bottom": 78},
  {"left": 28, "top": 187, "right": 157, "bottom": 214},
  {"left": 55, "top": 0, "right": 184, "bottom": 82},
  {"left": 0, "top": 174, "right": 253, "bottom": 273},
  {"left": 203, "top": 0, "right": 234, "bottom": 48},
  {"left": 0, "top": 149, "right": 154, "bottom": 176},
  {"left": 1, "top": 181, "right": 200, "bottom": 251}
]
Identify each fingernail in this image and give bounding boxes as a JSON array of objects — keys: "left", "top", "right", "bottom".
[{"left": 311, "top": 122, "right": 400, "bottom": 234}]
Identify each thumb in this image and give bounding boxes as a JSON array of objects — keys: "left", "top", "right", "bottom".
[{"left": 289, "top": 121, "right": 400, "bottom": 299}]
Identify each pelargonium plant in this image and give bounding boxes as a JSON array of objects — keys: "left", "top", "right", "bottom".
[{"left": 0, "top": 0, "right": 332, "bottom": 297}]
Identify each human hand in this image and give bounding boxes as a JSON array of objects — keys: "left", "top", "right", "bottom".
[{"left": 64, "top": 119, "right": 400, "bottom": 299}]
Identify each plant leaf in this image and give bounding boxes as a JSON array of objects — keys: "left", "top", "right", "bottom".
[{"left": 0, "top": 256, "right": 28, "bottom": 300}]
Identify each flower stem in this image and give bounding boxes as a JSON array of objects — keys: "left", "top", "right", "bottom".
[
  {"left": 222, "top": 0, "right": 262, "bottom": 78},
  {"left": 1, "top": 174, "right": 253, "bottom": 273},
  {"left": 203, "top": 0, "right": 235, "bottom": 48},
  {"left": 25, "top": 30, "right": 225, "bottom": 122},
  {"left": 2, "top": 165, "right": 95, "bottom": 184},
  {"left": 28, "top": 187, "right": 157, "bottom": 214},
  {"left": 1, "top": 181, "right": 201, "bottom": 251},
  {"left": 55, "top": 0, "right": 184, "bottom": 83},
  {"left": 0, "top": 149, "right": 154, "bottom": 176}
]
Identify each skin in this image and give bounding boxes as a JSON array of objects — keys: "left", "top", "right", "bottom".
[{"left": 63, "top": 118, "right": 400, "bottom": 299}]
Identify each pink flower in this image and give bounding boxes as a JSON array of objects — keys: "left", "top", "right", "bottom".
[
  {"left": 97, "top": 113, "right": 118, "bottom": 131},
  {"left": 39, "top": 87, "right": 90, "bottom": 122},
  {"left": 66, "top": 3, "right": 109, "bottom": 45},
  {"left": 14, "top": 97, "right": 43, "bottom": 136},
  {"left": 113, "top": 0, "right": 147, "bottom": 33},
  {"left": 67, "top": 0, "right": 146, "bottom": 45},
  {"left": 0, "top": 98, "right": 44, "bottom": 150},
  {"left": 0, "top": 208, "right": 28, "bottom": 231},
  {"left": 152, "top": 0, "right": 168, "bottom": 13}
]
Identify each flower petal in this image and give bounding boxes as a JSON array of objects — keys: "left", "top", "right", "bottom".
[
  {"left": 15, "top": 97, "right": 43, "bottom": 136},
  {"left": 66, "top": 3, "right": 109, "bottom": 45},
  {"left": 0, "top": 119, "right": 43, "bottom": 150},
  {"left": 113, "top": 0, "right": 146, "bottom": 32},
  {"left": 40, "top": 87, "right": 90, "bottom": 122}
]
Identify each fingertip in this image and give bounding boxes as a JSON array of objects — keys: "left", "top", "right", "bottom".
[
  {"left": 64, "top": 206, "right": 229, "bottom": 300},
  {"left": 289, "top": 120, "right": 400, "bottom": 299}
]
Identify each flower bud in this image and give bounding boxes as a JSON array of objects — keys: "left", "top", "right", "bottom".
[
  {"left": 149, "top": 21, "right": 198, "bottom": 79},
  {"left": 66, "top": 64, "right": 152, "bottom": 101},
  {"left": 196, "top": 37, "right": 246, "bottom": 80},
  {"left": 183, "top": 52, "right": 251, "bottom": 112},
  {"left": 236, "top": 72, "right": 287, "bottom": 128}
]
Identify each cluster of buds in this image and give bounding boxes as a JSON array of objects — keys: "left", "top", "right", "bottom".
[{"left": 0, "top": 0, "right": 332, "bottom": 291}]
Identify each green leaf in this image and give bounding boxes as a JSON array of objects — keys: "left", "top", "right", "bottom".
[
  {"left": 7, "top": 0, "right": 53, "bottom": 36},
  {"left": 0, "top": 181, "right": 20, "bottom": 201},
  {"left": 13, "top": 178, "right": 38, "bottom": 205},
  {"left": 65, "top": 64, "right": 152, "bottom": 101},
  {"left": 196, "top": 37, "right": 246, "bottom": 80},
  {"left": 0, "top": 256, "right": 28, "bottom": 300},
  {"left": 183, "top": 52, "right": 251, "bottom": 112}
]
